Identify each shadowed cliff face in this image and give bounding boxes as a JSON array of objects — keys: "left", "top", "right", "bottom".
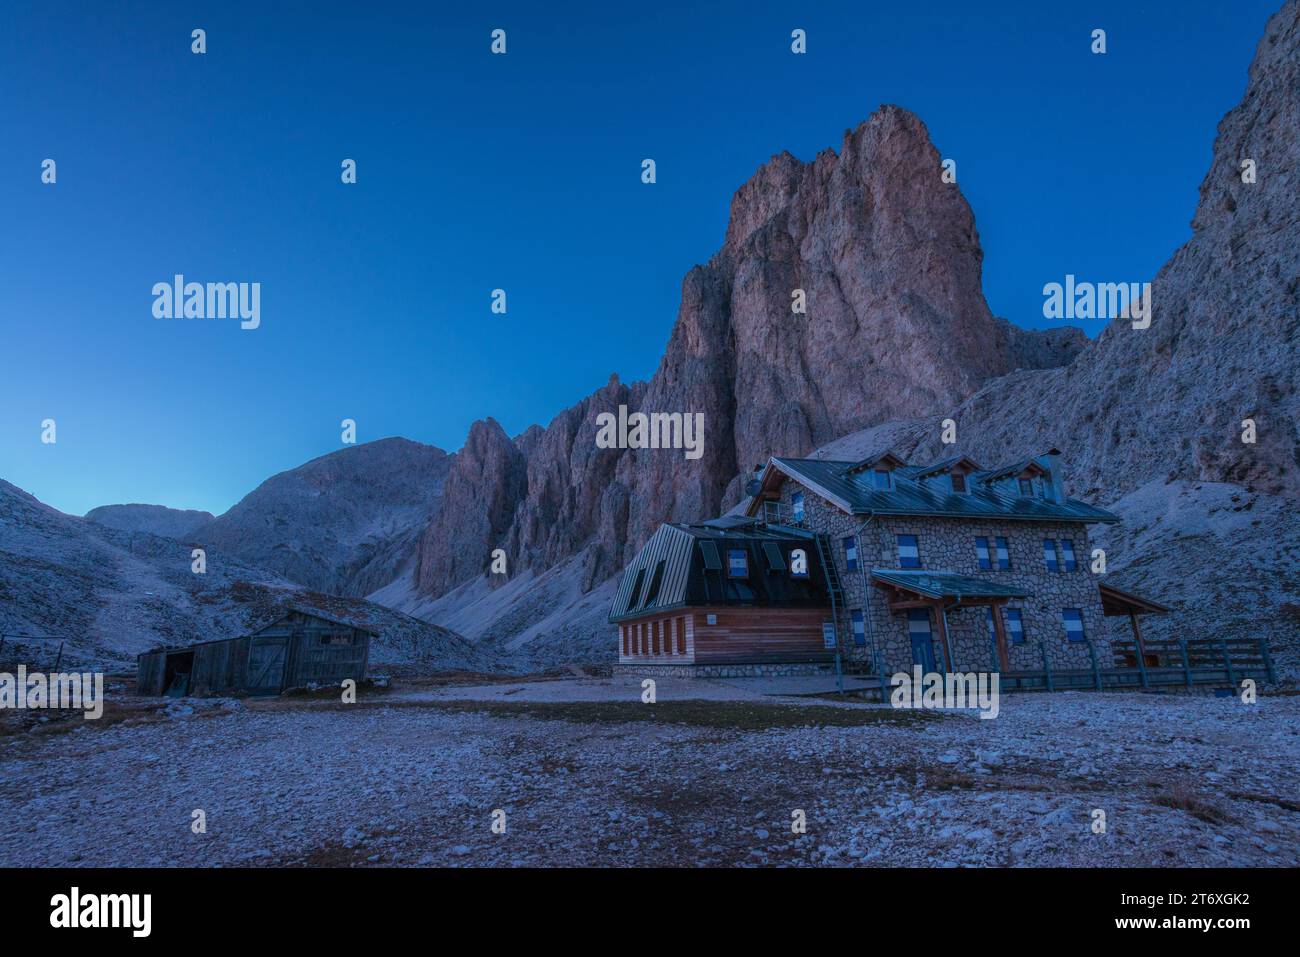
[
  {"left": 911, "top": 0, "right": 1300, "bottom": 502},
  {"left": 414, "top": 106, "right": 1081, "bottom": 600}
]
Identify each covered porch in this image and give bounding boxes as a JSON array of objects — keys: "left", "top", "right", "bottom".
[
  {"left": 870, "top": 570, "right": 1028, "bottom": 673},
  {"left": 1099, "top": 582, "right": 1169, "bottom": 668}
]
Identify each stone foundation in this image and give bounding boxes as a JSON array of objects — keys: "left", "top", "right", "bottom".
[{"left": 614, "top": 661, "right": 837, "bottom": 679}]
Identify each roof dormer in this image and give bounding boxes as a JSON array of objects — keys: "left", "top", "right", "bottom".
[
  {"left": 914, "top": 455, "right": 982, "bottom": 494},
  {"left": 843, "top": 451, "right": 907, "bottom": 490}
]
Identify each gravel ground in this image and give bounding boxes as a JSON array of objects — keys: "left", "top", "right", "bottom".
[{"left": 1, "top": 678, "right": 1296, "bottom": 867}]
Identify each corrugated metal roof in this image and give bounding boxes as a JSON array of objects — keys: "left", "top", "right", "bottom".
[
  {"left": 871, "top": 570, "right": 1030, "bottom": 600},
  {"left": 760, "top": 456, "right": 1118, "bottom": 524},
  {"left": 608, "top": 521, "right": 827, "bottom": 622}
]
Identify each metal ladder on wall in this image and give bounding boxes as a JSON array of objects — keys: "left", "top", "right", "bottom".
[{"left": 813, "top": 534, "right": 846, "bottom": 692}]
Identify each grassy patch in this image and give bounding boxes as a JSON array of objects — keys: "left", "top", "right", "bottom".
[
  {"left": 1153, "top": 784, "right": 1237, "bottom": 825},
  {"left": 416, "top": 698, "right": 937, "bottom": 731}
]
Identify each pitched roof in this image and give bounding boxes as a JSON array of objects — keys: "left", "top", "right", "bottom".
[
  {"left": 608, "top": 521, "right": 826, "bottom": 622},
  {"left": 1098, "top": 583, "right": 1171, "bottom": 615},
  {"left": 750, "top": 455, "right": 1118, "bottom": 524},
  {"left": 871, "top": 570, "right": 1029, "bottom": 600}
]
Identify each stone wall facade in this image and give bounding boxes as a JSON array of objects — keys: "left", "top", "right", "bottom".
[{"left": 771, "top": 476, "right": 1111, "bottom": 674}]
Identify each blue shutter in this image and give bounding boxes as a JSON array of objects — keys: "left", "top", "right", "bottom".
[
  {"left": 851, "top": 610, "right": 866, "bottom": 646},
  {"left": 1062, "top": 608, "right": 1086, "bottom": 642},
  {"left": 975, "top": 537, "right": 991, "bottom": 570},
  {"left": 995, "top": 537, "right": 1010, "bottom": 569},
  {"left": 1061, "top": 539, "right": 1077, "bottom": 572},
  {"left": 842, "top": 537, "right": 858, "bottom": 571},
  {"left": 1005, "top": 608, "right": 1025, "bottom": 644},
  {"left": 897, "top": 534, "right": 920, "bottom": 569},
  {"left": 1043, "top": 539, "right": 1059, "bottom": 572}
]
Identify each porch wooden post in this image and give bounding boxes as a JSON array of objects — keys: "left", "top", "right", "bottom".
[
  {"left": 1128, "top": 609, "right": 1150, "bottom": 688},
  {"left": 1129, "top": 610, "right": 1146, "bottom": 659},
  {"left": 990, "top": 602, "right": 1011, "bottom": 672},
  {"left": 933, "top": 601, "right": 954, "bottom": 673}
]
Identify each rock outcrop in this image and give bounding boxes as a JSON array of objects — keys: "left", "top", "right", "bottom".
[
  {"left": 402, "top": 2, "right": 1299, "bottom": 669},
  {"left": 413, "top": 418, "right": 529, "bottom": 596},
  {"left": 910, "top": 0, "right": 1300, "bottom": 501},
  {"left": 85, "top": 503, "right": 214, "bottom": 540},
  {"left": 411, "top": 105, "right": 1081, "bottom": 604}
]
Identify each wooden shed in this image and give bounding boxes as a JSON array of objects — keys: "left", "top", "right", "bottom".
[{"left": 136, "top": 608, "right": 376, "bottom": 697}]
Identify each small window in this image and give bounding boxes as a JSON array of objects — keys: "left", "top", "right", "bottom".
[
  {"left": 1061, "top": 539, "right": 1077, "bottom": 572},
  {"left": 995, "top": 537, "right": 1011, "bottom": 570},
  {"left": 975, "top": 536, "right": 991, "bottom": 570},
  {"left": 843, "top": 537, "right": 858, "bottom": 572},
  {"left": 706, "top": 613, "right": 717, "bottom": 625},
  {"left": 642, "top": 559, "right": 666, "bottom": 607},
  {"left": 872, "top": 469, "right": 892, "bottom": 490},
  {"left": 626, "top": 568, "right": 645, "bottom": 609},
  {"left": 1005, "top": 608, "right": 1025, "bottom": 645},
  {"left": 851, "top": 610, "right": 866, "bottom": 647},
  {"left": 1062, "top": 608, "right": 1086, "bottom": 643},
  {"left": 1018, "top": 477, "right": 1034, "bottom": 497},
  {"left": 727, "top": 548, "right": 749, "bottom": 579},
  {"left": 897, "top": 534, "right": 920, "bottom": 569},
  {"left": 699, "top": 540, "right": 722, "bottom": 570},
  {"left": 676, "top": 617, "right": 686, "bottom": 654},
  {"left": 762, "top": 542, "right": 786, "bottom": 572},
  {"left": 1043, "top": 539, "right": 1059, "bottom": 572},
  {"left": 792, "top": 491, "right": 805, "bottom": 523},
  {"left": 951, "top": 472, "right": 968, "bottom": 493}
]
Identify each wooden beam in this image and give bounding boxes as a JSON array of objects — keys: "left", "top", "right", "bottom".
[
  {"left": 888, "top": 599, "right": 935, "bottom": 612},
  {"left": 1129, "top": 610, "right": 1146, "bottom": 659},
  {"left": 933, "top": 600, "right": 954, "bottom": 672},
  {"left": 990, "top": 602, "right": 1011, "bottom": 672}
]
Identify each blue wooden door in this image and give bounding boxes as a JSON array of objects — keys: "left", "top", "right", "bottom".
[{"left": 907, "top": 609, "right": 938, "bottom": 672}]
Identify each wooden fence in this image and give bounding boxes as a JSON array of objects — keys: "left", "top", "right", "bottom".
[
  {"left": 997, "top": 635, "right": 1276, "bottom": 692},
  {"left": 0, "top": 634, "right": 69, "bottom": 672}
]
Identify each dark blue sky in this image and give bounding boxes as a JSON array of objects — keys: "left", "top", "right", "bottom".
[{"left": 0, "top": 1, "right": 1279, "bottom": 515}]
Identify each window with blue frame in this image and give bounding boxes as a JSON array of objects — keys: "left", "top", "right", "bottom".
[
  {"left": 843, "top": 537, "right": 858, "bottom": 571},
  {"left": 1062, "top": 608, "right": 1086, "bottom": 642},
  {"left": 1005, "top": 608, "right": 1025, "bottom": 644},
  {"left": 727, "top": 548, "right": 749, "bottom": 578},
  {"left": 1061, "top": 539, "right": 1077, "bottom": 572},
  {"left": 792, "top": 491, "right": 805, "bottom": 523},
  {"left": 872, "top": 469, "right": 892, "bottom": 490},
  {"left": 975, "top": 537, "right": 991, "bottom": 570},
  {"left": 851, "top": 610, "right": 866, "bottom": 646},
  {"left": 1043, "top": 539, "right": 1059, "bottom": 572},
  {"left": 897, "top": 534, "right": 920, "bottom": 569},
  {"left": 995, "top": 536, "right": 1011, "bottom": 569}
]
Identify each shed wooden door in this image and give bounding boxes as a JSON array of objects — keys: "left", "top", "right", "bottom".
[{"left": 246, "top": 636, "right": 288, "bottom": 693}]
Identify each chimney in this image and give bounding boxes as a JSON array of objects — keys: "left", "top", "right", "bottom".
[{"left": 1039, "top": 448, "right": 1064, "bottom": 502}]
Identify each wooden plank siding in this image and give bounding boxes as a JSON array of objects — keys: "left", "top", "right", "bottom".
[
  {"left": 618, "top": 606, "right": 833, "bottom": 666},
  {"left": 136, "top": 610, "right": 372, "bottom": 696}
]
